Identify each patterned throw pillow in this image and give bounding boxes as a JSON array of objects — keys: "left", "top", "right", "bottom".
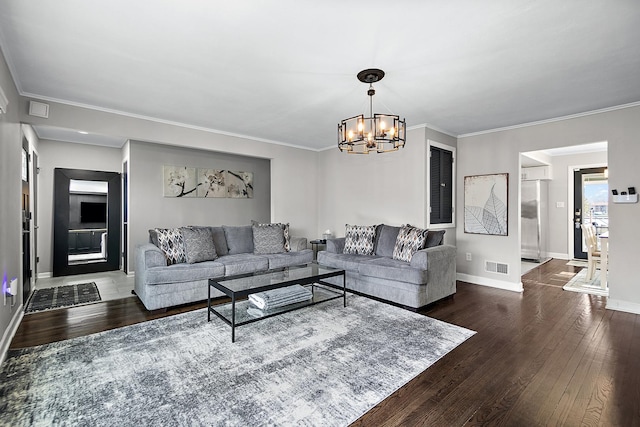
[
  {"left": 154, "top": 228, "right": 187, "bottom": 265},
  {"left": 180, "top": 227, "right": 217, "bottom": 264},
  {"left": 392, "top": 225, "right": 429, "bottom": 262},
  {"left": 343, "top": 224, "right": 377, "bottom": 255},
  {"left": 252, "top": 223, "right": 286, "bottom": 254},
  {"left": 252, "top": 221, "right": 291, "bottom": 252}
]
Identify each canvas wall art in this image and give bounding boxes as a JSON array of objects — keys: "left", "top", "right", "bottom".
[
  {"left": 163, "top": 166, "right": 198, "bottom": 198},
  {"left": 226, "top": 171, "right": 254, "bottom": 198},
  {"left": 464, "top": 173, "right": 508, "bottom": 236},
  {"left": 197, "top": 169, "right": 227, "bottom": 198}
]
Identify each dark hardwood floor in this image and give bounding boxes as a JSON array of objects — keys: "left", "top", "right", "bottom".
[{"left": 10, "top": 259, "right": 640, "bottom": 426}]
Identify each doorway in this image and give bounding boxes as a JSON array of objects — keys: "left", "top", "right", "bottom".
[
  {"left": 21, "top": 138, "right": 32, "bottom": 300},
  {"left": 573, "top": 167, "right": 608, "bottom": 259},
  {"left": 53, "top": 168, "right": 121, "bottom": 276}
]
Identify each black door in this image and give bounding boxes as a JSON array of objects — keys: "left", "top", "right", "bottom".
[{"left": 573, "top": 167, "right": 608, "bottom": 259}]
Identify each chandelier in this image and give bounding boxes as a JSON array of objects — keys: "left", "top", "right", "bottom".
[{"left": 338, "top": 68, "right": 406, "bottom": 154}]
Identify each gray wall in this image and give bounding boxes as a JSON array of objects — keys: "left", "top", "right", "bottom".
[
  {"left": 457, "top": 105, "right": 640, "bottom": 313},
  {"left": 317, "top": 126, "right": 457, "bottom": 245},
  {"left": 0, "top": 47, "right": 23, "bottom": 361},
  {"left": 128, "top": 140, "right": 271, "bottom": 254},
  {"left": 36, "top": 139, "right": 123, "bottom": 275}
]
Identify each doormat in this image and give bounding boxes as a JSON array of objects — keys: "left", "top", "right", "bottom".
[{"left": 25, "top": 283, "right": 101, "bottom": 313}]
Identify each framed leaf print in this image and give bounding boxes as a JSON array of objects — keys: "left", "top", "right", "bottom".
[{"left": 464, "top": 173, "right": 508, "bottom": 236}]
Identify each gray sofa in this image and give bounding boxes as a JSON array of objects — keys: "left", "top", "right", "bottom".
[
  {"left": 135, "top": 225, "right": 313, "bottom": 311},
  {"left": 317, "top": 225, "right": 456, "bottom": 309}
]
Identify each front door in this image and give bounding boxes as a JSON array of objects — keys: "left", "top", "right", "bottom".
[{"left": 573, "top": 167, "right": 608, "bottom": 259}]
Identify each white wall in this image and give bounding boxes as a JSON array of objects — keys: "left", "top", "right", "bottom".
[
  {"left": 457, "top": 106, "right": 640, "bottom": 313},
  {"left": 36, "top": 139, "right": 124, "bottom": 275},
  {"left": 317, "top": 126, "right": 457, "bottom": 245},
  {"left": 0, "top": 48, "right": 23, "bottom": 363}
]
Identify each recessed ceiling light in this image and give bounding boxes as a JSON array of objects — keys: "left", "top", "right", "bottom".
[{"left": 78, "top": 131, "right": 89, "bottom": 134}]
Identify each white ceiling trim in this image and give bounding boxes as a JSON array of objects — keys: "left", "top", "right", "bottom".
[
  {"left": 458, "top": 101, "right": 640, "bottom": 139},
  {"left": 21, "top": 92, "right": 319, "bottom": 153}
]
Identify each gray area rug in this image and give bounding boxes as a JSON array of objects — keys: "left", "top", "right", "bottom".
[
  {"left": 1, "top": 295, "right": 475, "bottom": 426},
  {"left": 25, "top": 282, "right": 101, "bottom": 313},
  {"left": 563, "top": 268, "right": 608, "bottom": 296}
]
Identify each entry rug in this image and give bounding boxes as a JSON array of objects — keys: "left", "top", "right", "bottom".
[
  {"left": 25, "top": 282, "right": 101, "bottom": 313},
  {"left": 563, "top": 268, "right": 608, "bottom": 296},
  {"left": 0, "top": 295, "right": 475, "bottom": 426}
]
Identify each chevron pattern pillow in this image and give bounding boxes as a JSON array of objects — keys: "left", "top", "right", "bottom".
[
  {"left": 392, "top": 225, "right": 428, "bottom": 262},
  {"left": 343, "top": 224, "right": 377, "bottom": 255},
  {"left": 154, "top": 228, "right": 187, "bottom": 265}
]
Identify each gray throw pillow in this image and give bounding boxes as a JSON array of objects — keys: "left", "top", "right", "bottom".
[
  {"left": 181, "top": 227, "right": 217, "bottom": 264},
  {"left": 154, "top": 228, "right": 187, "bottom": 265},
  {"left": 374, "top": 224, "right": 401, "bottom": 257},
  {"left": 425, "top": 230, "right": 445, "bottom": 248},
  {"left": 343, "top": 224, "right": 377, "bottom": 255},
  {"left": 252, "top": 224, "right": 286, "bottom": 254},
  {"left": 223, "top": 225, "right": 254, "bottom": 255},
  {"left": 187, "top": 226, "right": 229, "bottom": 256},
  {"left": 392, "top": 225, "right": 428, "bottom": 262},
  {"left": 252, "top": 221, "right": 291, "bottom": 252}
]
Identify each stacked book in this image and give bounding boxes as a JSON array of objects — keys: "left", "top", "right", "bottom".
[{"left": 247, "top": 284, "right": 312, "bottom": 317}]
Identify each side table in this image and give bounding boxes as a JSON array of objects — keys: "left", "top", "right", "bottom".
[{"left": 310, "top": 239, "right": 326, "bottom": 261}]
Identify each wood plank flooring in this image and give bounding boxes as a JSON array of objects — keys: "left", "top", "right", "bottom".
[{"left": 9, "top": 259, "right": 640, "bottom": 426}]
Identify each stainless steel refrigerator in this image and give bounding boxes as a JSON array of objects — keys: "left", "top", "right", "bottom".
[{"left": 521, "top": 180, "right": 547, "bottom": 262}]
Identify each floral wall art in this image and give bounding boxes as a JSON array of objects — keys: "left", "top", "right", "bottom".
[
  {"left": 164, "top": 166, "right": 254, "bottom": 199},
  {"left": 464, "top": 173, "right": 508, "bottom": 236}
]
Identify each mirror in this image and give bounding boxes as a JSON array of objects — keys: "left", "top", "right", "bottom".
[{"left": 53, "top": 168, "right": 121, "bottom": 276}]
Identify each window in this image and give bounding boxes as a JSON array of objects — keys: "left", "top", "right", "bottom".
[{"left": 428, "top": 140, "right": 455, "bottom": 227}]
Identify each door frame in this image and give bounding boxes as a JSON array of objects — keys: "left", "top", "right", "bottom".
[{"left": 567, "top": 162, "right": 607, "bottom": 260}]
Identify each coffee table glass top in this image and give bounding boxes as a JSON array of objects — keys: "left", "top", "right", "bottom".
[{"left": 214, "top": 263, "right": 341, "bottom": 294}]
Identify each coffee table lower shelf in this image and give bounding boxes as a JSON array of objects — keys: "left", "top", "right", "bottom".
[{"left": 208, "top": 282, "right": 344, "bottom": 342}]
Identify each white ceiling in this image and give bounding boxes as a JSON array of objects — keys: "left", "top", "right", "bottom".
[{"left": 1, "top": 1, "right": 639, "bottom": 150}]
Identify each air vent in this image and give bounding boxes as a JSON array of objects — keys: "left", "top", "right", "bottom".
[{"left": 485, "top": 260, "right": 509, "bottom": 275}]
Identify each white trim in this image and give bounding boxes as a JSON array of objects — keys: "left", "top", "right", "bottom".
[
  {"left": 458, "top": 101, "right": 640, "bottom": 138},
  {"left": 37, "top": 271, "right": 52, "bottom": 279},
  {"left": 426, "top": 140, "right": 456, "bottom": 229},
  {"left": 0, "top": 305, "right": 24, "bottom": 366},
  {"left": 407, "top": 122, "right": 457, "bottom": 138},
  {"left": 606, "top": 298, "right": 640, "bottom": 315},
  {"left": 21, "top": 93, "right": 319, "bottom": 153},
  {"left": 127, "top": 271, "right": 135, "bottom": 278},
  {"left": 456, "top": 273, "right": 523, "bottom": 293},
  {"left": 546, "top": 252, "right": 569, "bottom": 260}
]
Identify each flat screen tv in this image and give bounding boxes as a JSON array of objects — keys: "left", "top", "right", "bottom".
[{"left": 80, "top": 202, "right": 107, "bottom": 223}]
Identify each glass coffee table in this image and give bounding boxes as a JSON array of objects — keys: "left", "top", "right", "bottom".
[{"left": 208, "top": 263, "right": 346, "bottom": 342}]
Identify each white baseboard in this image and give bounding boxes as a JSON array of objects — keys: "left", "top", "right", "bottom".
[
  {"left": 546, "top": 252, "right": 569, "bottom": 260},
  {"left": 0, "top": 304, "right": 24, "bottom": 367},
  {"left": 37, "top": 272, "right": 52, "bottom": 279},
  {"left": 126, "top": 271, "right": 135, "bottom": 278},
  {"left": 606, "top": 298, "right": 640, "bottom": 315},
  {"left": 456, "top": 273, "right": 524, "bottom": 293}
]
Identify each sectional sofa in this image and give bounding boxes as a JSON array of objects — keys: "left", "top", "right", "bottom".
[
  {"left": 317, "top": 224, "right": 456, "bottom": 309},
  {"left": 134, "top": 224, "right": 312, "bottom": 310}
]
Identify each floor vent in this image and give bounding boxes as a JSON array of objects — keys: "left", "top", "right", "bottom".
[{"left": 485, "top": 260, "right": 509, "bottom": 275}]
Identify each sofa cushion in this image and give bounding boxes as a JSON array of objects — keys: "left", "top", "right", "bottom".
[
  {"left": 252, "top": 223, "right": 286, "bottom": 254},
  {"left": 154, "top": 228, "right": 187, "bottom": 265},
  {"left": 264, "top": 249, "right": 314, "bottom": 270},
  {"left": 317, "top": 251, "right": 381, "bottom": 273},
  {"left": 374, "top": 224, "right": 401, "bottom": 257},
  {"left": 223, "top": 225, "right": 254, "bottom": 255},
  {"left": 181, "top": 227, "right": 217, "bottom": 263},
  {"left": 358, "top": 257, "right": 428, "bottom": 285},
  {"left": 393, "top": 225, "right": 428, "bottom": 262},
  {"left": 145, "top": 260, "right": 225, "bottom": 285},
  {"left": 216, "top": 253, "right": 269, "bottom": 276},
  {"left": 343, "top": 224, "right": 377, "bottom": 255},
  {"left": 425, "top": 229, "right": 445, "bottom": 248}
]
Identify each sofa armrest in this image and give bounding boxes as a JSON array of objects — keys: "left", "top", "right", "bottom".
[
  {"left": 410, "top": 244, "right": 456, "bottom": 270},
  {"left": 290, "top": 237, "right": 308, "bottom": 252},
  {"left": 136, "top": 243, "right": 167, "bottom": 270},
  {"left": 326, "top": 237, "right": 345, "bottom": 254}
]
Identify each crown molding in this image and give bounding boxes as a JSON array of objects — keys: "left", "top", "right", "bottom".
[
  {"left": 20, "top": 92, "right": 320, "bottom": 152},
  {"left": 458, "top": 101, "right": 640, "bottom": 138},
  {"left": 406, "top": 122, "right": 457, "bottom": 138}
]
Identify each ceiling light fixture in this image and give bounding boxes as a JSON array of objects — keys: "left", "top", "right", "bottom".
[{"left": 338, "top": 68, "right": 406, "bottom": 154}]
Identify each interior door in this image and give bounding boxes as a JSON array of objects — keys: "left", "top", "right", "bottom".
[
  {"left": 573, "top": 167, "right": 608, "bottom": 259},
  {"left": 21, "top": 138, "right": 31, "bottom": 300}
]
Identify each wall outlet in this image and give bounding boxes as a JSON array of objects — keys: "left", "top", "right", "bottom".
[
  {"left": 556, "top": 201, "right": 565, "bottom": 208},
  {"left": 466, "top": 252, "right": 472, "bottom": 261}
]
